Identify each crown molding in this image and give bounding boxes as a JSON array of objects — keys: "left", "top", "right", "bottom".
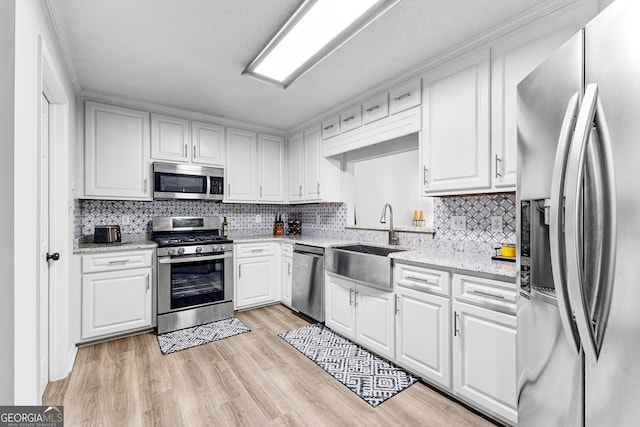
[{"left": 45, "top": 0, "right": 82, "bottom": 93}]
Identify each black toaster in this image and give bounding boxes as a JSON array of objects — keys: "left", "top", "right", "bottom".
[{"left": 94, "top": 225, "right": 121, "bottom": 243}]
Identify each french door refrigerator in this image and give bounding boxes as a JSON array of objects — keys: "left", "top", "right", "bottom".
[{"left": 516, "top": 0, "right": 640, "bottom": 425}]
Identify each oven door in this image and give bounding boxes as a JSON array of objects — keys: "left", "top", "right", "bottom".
[{"left": 157, "top": 252, "right": 233, "bottom": 314}]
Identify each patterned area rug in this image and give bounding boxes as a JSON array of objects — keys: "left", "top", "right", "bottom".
[
  {"left": 279, "top": 324, "right": 417, "bottom": 407},
  {"left": 157, "top": 317, "right": 250, "bottom": 355}
]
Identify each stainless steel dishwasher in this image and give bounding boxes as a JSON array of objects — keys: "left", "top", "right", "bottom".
[{"left": 292, "top": 244, "right": 324, "bottom": 322}]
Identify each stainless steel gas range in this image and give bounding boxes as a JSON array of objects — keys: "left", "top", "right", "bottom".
[{"left": 152, "top": 216, "right": 233, "bottom": 334}]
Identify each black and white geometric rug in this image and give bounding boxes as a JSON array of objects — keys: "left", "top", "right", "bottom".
[
  {"left": 279, "top": 323, "right": 417, "bottom": 407},
  {"left": 157, "top": 317, "right": 250, "bottom": 355}
]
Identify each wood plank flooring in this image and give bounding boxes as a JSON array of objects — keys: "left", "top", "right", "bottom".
[{"left": 44, "top": 304, "right": 497, "bottom": 426}]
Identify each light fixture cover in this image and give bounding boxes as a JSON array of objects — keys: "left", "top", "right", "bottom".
[{"left": 243, "top": 0, "right": 400, "bottom": 89}]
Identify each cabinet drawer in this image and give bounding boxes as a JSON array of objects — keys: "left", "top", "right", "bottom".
[
  {"left": 82, "top": 249, "right": 153, "bottom": 274},
  {"left": 339, "top": 105, "right": 362, "bottom": 133},
  {"left": 281, "top": 243, "right": 293, "bottom": 257},
  {"left": 321, "top": 116, "right": 340, "bottom": 139},
  {"left": 453, "top": 274, "right": 516, "bottom": 315},
  {"left": 235, "top": 242, "right": 275, "bottom": 258},
  {"left": 362, "top": 92, "right": 389, "bottom": 125},
  {"left": 394, "top": 262, "right": 450, "bottom": 297},
  {"left": 389, "top": 78, "right": 421, "bottom": 114}
]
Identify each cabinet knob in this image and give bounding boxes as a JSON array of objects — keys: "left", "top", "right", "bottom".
[{"left": 46, "top": 252, "right": 60, "bottom": 261}]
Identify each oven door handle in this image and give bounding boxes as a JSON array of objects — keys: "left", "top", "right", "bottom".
[{"left": 157, "top": 252, "right": 232, "bottom": 264}]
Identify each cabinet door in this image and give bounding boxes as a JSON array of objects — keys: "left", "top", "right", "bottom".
[
  {"left": 81, "top": 267, "right": 152, "bottom": 339},
  {"left": 355, "top": 285, "right": 395, "bottom": 360},
  {"left": 452, "top": 300, "right": 517, "bottom": 424},
  {"left": 84, "top": 101, "right": 151, "bottom": 200},
  {"left": 258, "top": 133, "right": 285, "bottom": 202},
  {"left": 150, "top": 113, "right": 190, "bottom": 162},
  {"left": 422, "top": 52, "right": 491, "bottom": 194},
  {"left": 226, "top": 127, "right": 257, "bottom": 201},
  {"left": 324, "top": 272, "right": 356, "bottom": 340},
  {"left": 303, "top": 126, "right": 322, "bottom": 201},
  {"left": 288, "top": 133, "right": 304, "bottom": 202},
  {"left": 281, "top": 256, "right": 292, "bottom": 308},
  {"left": 192, "top": 121, "right": 225, "bottom": 166},
  {"left": 491, "top": 25, "right": 578, "bottom": 189},
  {"left": 396, "top": 287, "right": 451, "bottom": 388},
  {"left": 235, "top": 256, "right": 277, "bottom": 310}
]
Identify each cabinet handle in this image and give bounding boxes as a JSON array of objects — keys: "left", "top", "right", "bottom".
[
  {"left": 454, "top": 311, "right": 460, "bottom": 336},
  {"left": 366, "top": 105, "right": 380, "bottom": 113},
  {"left": 251, "top": 248, "right": 264, "bottom": 253},
  {"left": 423, "top": 166, "right": 429, "bottom": 185},
  {"left": 193, "top": 145, "right": 197, "bottom": 159},
  {"left": 228, "top": 184, "right": 231, "bottom": 195},
  {"left": 146, "top": 274, "right": 150, "bottom": 291},
  {"left": 354, "top": 290, "right": 359, "bottom": 307},
  {"left": 108, "top": 259, "right": 129, "bottom": 265},
  {"left": 342, "top": 115, "right": 355, "bottom": 123},
  {"left": 144, "top": 178, "right": 148, "bottom": 194},
  {"left": 395, "top": 295, "right": 400, "bottom": 314},
  {"left": 405, "top": 275, "right": 430, "bottom": 283},
  {"left": 239, "top": 264, "right": 242, "bottom": 278},
  {"left": 495, "top": 154, "right": 503, "bottom": 178},
  {"left": 323, "top": 124, "right": 334, "bottom": 131},
  {"left": 260, "top": 185, "right": 263, "bottom": 198},
  {"left": 394, "top": 92, "right": 411, "bottom": 101},
  {"left": 349, "top": 288, "right": 353, "bottom": 306},
  {"left": 184, "top": 144, "right": 187, "bottom": 158},
  {"left": 316, "top": 182, "right": 320, "bottom": 195},
  {"left": 299, "top": 185, "right": 302, "bottom": 197},
  {"left": 472, "top": 289, "right": 505, "bottom": 299}
]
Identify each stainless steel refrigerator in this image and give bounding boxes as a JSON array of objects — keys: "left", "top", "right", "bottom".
[{"left": 517, "top": 0, "right": 640, "bottom": 425}]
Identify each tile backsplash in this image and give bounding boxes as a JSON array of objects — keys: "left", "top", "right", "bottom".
[
  {"left": 433, "top": 193, "right": 516, "bottom": 244},
  {"left": 76, "top": 193, "right": 516, "bottom": 246}
]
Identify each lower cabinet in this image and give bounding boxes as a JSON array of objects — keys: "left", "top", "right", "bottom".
[
  {"left": 324, "top": 272, "right": 395, "bottom": 360},
  {"left": 281, "top": 243, "right": 293, "bottom": 308},
  {"left": 234, "top": 242, "right": 279, "bottom": 310},
  {"left": 80, "top": 249, "right": 154, "bottom": 341},
  {"left": 452, "top": 274, "right": 517, "bottom": 425}
]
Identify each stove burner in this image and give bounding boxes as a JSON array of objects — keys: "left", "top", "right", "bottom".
[{"left": 153, "top": 233, "right": 232, "bottom": 247}]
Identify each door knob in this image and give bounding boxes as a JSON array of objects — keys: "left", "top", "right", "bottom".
[{"left": 46, "top": 252, "right": 60, "bottom": 261}]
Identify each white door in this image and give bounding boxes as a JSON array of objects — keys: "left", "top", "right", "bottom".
[
  {"left": 303, "top": 126, "right": 322, "bottom": 201},
  {"left": 226, "top": 127, "right": 257, "bottom": 201},
  {"left": 192, "top": 121, "right": 225, "bottom": 166},
  {"left": 150, "top": 113, "right": 190, "bottom": 162},
  {"left": 38, "top": 93, "right": 53, "bottom": 398},
  {"left": 235, "top": 257, "right": 276, "bottom": 309},
  {"left": 355, "top": 285, "right": 395, "bottom": 360},
  {"left": 324, "top": 273, "right": 355, "bottom": 339},
  {"left": 258, "top": 134, "right": 285, "bottom": 202},
  {"left": 288, "top": 133, "right": 304, "bottom": 202}
]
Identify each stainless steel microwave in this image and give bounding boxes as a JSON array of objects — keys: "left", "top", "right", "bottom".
[{"left": 153, "top": 162, "right": 224, "bottom": 201}]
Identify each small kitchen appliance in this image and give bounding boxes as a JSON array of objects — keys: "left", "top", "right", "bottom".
[
  {"left": 153, "top": 162, "right": 224, "bottom": 201},
  {"left": 93, "top": 225, "right": 121, "bottom": 243},
  {"left": 152, "top": 216, "right": 234, "bottom": 334}
]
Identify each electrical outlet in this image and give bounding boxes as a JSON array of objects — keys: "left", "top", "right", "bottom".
[
  {"left": 491, "top": 215, "right": 503, "bottom": 232},
  {"left": 255, "top": 214, "right": 262, "bottom": 223},
  {"left": 450, "top": 216, "right": 466, "bottom": 230},
  {"left": 121, "top": 214, "right": 130, "bottom": 225}
]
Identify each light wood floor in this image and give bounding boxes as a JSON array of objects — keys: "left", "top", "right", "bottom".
[{"left": 44, "top": 304, "right": 497, "bottom": 426}]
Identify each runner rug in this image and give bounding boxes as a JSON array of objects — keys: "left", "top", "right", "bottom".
[{"left": 157, "top": 317, "right": 250, "bottom": 355}]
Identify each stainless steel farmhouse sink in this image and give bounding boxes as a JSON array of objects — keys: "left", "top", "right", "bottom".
[{"left": 325, "top": 244, "right": 408, "bottom": 290}]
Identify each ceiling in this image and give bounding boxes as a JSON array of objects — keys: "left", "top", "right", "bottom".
[{"left": 51, "top": 0, "right": 551, "bottom": 131}]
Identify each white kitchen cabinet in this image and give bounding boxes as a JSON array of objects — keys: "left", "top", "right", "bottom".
[
  {"left": 491, "top": 22, "right": 580, "bottom": 189},
  {"left": 257, "top": 133, "right": 285, "bottom": 202},
  {"left": 362, "top": 92, "right": 389, "bottom": 125},
  {"left": 280, "top": 243, "right": 293, "bottom": 308},
  {"left": 396, "top": 285, "right": 451, "bottom": 389},
  {"left": 421, "top": 50, "right": 491, "bottom": 195},
  {"left": 226, "top": 127, "right": 258, "bottom": 201},
  {"left": 234, "top": 243, "right": 279, "bottom": 310},
  {"left": 191, "top": 120, "right": 225, "bottom": 166},
  {"left": 288, "top": 126, "right": 342, "bottom": 203},
  {"left": 321, "top": 115, "right": 340, "bottom": 139},
  {"left": 452, "top": 273, "right": 517, "bottom": 425},
  {"left": 324, "top": 272, "right": 395, "bottom": 360},
  {"left": 339, "top": 104, "right": 362, "bottom": 133},
  {"left": 389, "top": 77, "right": 422, "bottom": 115},
  {"left": 80, "top": 249, "right": 154, "bottom": 341},
  {"left": 150, "top": 113, "right": 190, "bottom": 163},
  {"left": 84, "top": 101, "right": 151, "bottom": 200}
]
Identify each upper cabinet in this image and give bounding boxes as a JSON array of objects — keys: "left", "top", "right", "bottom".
[
  {"left": 226, "top": 128, "right": 285, "bottom": 203},
  {"left": 151, "top": 113, "right": 225, "bottom": 167},
  {"left": 84, "top": 101, "right": 151, "bottom": 200},
  {"left": 421, "top": 50, "right": 491, "bottom": 195},
  {"left": 288, "top": 125, "right": 342, "bottom": 203},
  {"left": 389, "top": 78, "right": 422, "bottom": 115}
]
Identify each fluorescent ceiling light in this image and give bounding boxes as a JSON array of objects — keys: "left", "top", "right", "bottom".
[{"left": 243, "top": 0, "right": 400, "bottom": 89}]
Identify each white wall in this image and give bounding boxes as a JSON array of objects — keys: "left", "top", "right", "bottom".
[
  {"left": 13, "top": 0, "right": 76, "bottom": 404},
  {"left": 0, "top": 0, "right": 16, "bottom": 406}
]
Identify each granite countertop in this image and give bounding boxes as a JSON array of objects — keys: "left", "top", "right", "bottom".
[
  {"left": 229, "top": 233, "right": 357, "bottom": 248},
  {"left": 74, "top": 233, "right": 157, "bottom": 254}
]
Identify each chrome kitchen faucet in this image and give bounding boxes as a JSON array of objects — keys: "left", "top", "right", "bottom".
[{"left": 380, "top": 203, "right": 400, "bottom": 245}]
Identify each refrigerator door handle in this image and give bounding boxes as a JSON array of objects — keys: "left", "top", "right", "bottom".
[
  {"left": 564, "top": 84, "right": 617, "bottom": 365},
  {"left": 548, "top": 92, "right": 581, "bottom": 355}
]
